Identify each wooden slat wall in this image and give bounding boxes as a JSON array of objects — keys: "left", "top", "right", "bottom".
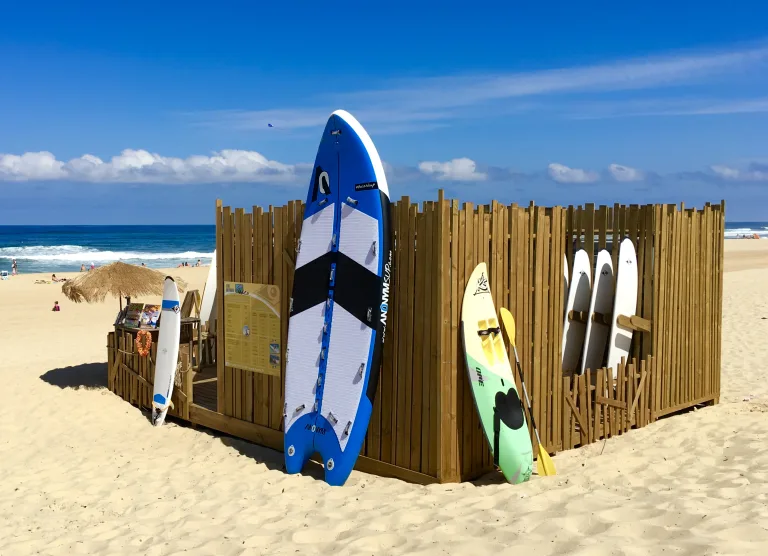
[
  {"left": 106, "top": 329, "right": 193, "bottom": 421},
  {"left": 204, "top": 195, "right": 725, "bottom": 482},
  {"left": 560, "top": 203, "right": 724, "bottom": 451}
]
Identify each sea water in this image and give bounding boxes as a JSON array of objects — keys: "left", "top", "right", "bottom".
[{"left": 0, "top": 225, "right": 215, "bottom": 274}]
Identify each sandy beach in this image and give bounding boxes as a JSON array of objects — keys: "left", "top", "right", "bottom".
[{"left": 1, "top": 244, "right": 768, "bottom": 555}]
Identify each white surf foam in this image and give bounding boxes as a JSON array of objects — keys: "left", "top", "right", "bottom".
[{"left": 0, "top": 245, "right": 214, "bottom": 262}]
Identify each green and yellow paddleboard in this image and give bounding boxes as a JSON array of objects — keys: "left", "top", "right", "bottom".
[{"left": 461, "top": 262, "right": 533, "bottom": 484}]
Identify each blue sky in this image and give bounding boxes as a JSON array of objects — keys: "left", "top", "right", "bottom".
[{"left": 1, "top": 0, "right": 768, "bottom": 223}]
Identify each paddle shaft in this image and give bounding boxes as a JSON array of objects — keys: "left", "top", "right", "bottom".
[{"left": 511, "top": 344, "right": 544, "bottom": 448}]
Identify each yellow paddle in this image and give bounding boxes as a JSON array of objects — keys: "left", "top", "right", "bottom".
[{"left": 499, "top": 307, "right": 556, "bottom": 477}]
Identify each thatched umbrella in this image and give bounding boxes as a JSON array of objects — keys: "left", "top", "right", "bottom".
[{"left": 61, "top": 261, "right": 187, "bottom": 308}]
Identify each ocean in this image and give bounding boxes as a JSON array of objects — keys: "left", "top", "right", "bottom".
[
  {"left": 0, "top": 221, "right": 765, "bottom": 275},
  {"left": 0, "top": 225, "right": 215, "bottom": 274}
]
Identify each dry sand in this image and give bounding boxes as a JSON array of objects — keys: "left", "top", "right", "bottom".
[{"left": 1, "top": 245, "right": 768, "bottom": 555}]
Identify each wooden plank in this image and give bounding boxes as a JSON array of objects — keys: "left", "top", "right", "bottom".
[
  {"left": 410, "top": 205, "right": 425, "bottom": 473},
  {"left": 448, "top": 198, "right": 460, "bottom": 480},
  {"left": 596, "top": 205, "right": 608, "bottom": 251},
  {"left": 222, "top": 206, "right": 233, "bottom": 417},
  {"left": 584, "top": 203, "right": 595, "bottom": 264},
  {"left": 257, "top": 209, "right": 271, "bottom": 427},
  {"left": 428, "top": 201, "right": 440, "bottom": 478},
  {"left": 272, "top": 206, "right": 286, "bottom": 430},
  {"left": 564, "top": 386, "right": 587, "bottom": 441},
  {"left": 594, "top": 368, "right": 604, "bottom": 438},
  {"left": 561, "top": 376, "right": 571, "bottom": 449},
  {"left": 461, "top": 202, "right": 475, "bottom": 477},
  {"left": 403, "top": 202, "right": 418, "bottom": 470},
  {"left": 251, "top": 206, "right": 263, "bottom": 424},
  {"left": 233, "top": 207, "right": 244, "bottom": 421},
  {"left": 436, "top": 191, "right": 452, "bottom": 481},
  {"left": 585, "top": 368, "right": 593, "bottom": 444},
  {"left": 532, "top": 207, "right": 545, "bottom": 451},
  {"left": 577, "top": 374, "right": 587, "bottom": 445},
  {"left": 717, "top": 201, "right": 725, "bottom": 401},
  {"left": 630, "top": 366, "right": 647, "bottom": 426},
  {"left": 611, "top": 203, "right": 621, "bottom": 272},
  {"left": 642, "top": 205, "right": 654, "bottom": 362},
  {"left": 389, "top": 198, "right": 404, "bottom": 466},
  {"left": 457, "top": 203, "right": 468, "bottom": 477},
  {"left": 553, "top": 207, "right": 565, "bottom": 450}
]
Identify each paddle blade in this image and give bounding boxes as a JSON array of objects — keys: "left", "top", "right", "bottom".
[
  {"left": 499, "top": 307, "right": 516, "bottom": 347},
  {"left": 536, "top": 444, "right": 557, "bottom": 476}
]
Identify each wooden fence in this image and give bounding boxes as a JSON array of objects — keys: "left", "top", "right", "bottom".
[
  {"left": 107, "top": 328, "right": 194, "bottom": 421},
  {"left": 105, "top": 192, "right": 725, "bottom": 484}
]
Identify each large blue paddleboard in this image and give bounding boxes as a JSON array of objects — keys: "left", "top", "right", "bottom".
[{"left": 283, "top": 110, "right": 393, "bottom": 486}]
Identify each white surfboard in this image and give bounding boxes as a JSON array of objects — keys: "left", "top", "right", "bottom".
[
  {"left": 151, "top": 277, "right": 181, "bottom": 426},
  {"left": 580, "top": 250, "right": 614, "bottom": 374},
  {"left": 199, "top": 252, "right": 217, "bottom": 328},
  {"left": 606, "top": 238, "right": 638, "bottom": 378},
  {"left": 562, "top": 249, "right": 592, "bottom": 373}
]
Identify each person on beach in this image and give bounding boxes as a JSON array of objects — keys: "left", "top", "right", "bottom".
[
  {"left": 12, "top": 259, "right": 17, "bottom": 275},
  {"left": 52, "top": 301, "right": 60, "bottom": 312},
  {"left": 195, "top": 259, "right": 201, "bottom": 267},
  {"left": 80, "top": 264, "right": 85, "bottom": 272}
]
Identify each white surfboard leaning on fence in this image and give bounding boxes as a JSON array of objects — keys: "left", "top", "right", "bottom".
[
  {"left": 606, "top": 238, "right": 638, "bottom": 378},
  {"left": 580, "top": 249, "right": 614, "bottom": 375}
]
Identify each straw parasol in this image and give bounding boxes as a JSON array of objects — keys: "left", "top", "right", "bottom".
[{"left": 61, "top": 261, "right": 187, "bottom": 308}]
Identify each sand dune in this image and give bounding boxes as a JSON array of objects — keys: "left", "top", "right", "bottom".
[{"left": 1, "top": 246, "right": 768, "bottom": 555}]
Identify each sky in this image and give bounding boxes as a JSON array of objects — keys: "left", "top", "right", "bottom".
[{"left": 1, "top": 1, "right": 768, "bottom": 224}]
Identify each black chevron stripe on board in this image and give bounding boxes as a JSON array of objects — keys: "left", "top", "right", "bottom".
[
  {"left": 290, "top": 252, "right": 334, "bottom": 316},
  {"left": 333, "top": 252, "right": 382, "bottom": 329},
  {"left": 290, "top": 250, "right": 382, "bottom": 321}
]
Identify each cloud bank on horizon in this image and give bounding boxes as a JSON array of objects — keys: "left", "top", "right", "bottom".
[{"left": 1, "top": 149, "right": 764, "bottom": 187}]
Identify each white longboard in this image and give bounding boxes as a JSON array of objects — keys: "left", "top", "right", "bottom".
[
  {"left": 562, "top": 249, "right": 592, "bottom": 373},
  {"left": 199, "top": 252, "right": 217, "bottom": 328},
  {"left": 606, "top": 238, "right": 638, "bottom": 378},
  {"left": 152, "top": 277, "right": 181, "bottom": 426},
  {"left": 580, "top": 250, "right": 614, "bottom": 375}
]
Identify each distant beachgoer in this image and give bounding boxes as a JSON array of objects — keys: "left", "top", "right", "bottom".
[
  {"left": 195, "top": 259, "right": 201, "bottom": 267},
  {"left": 141, "top": 262, "right": 146, "bottom": 267},
  {"left": 90, "top": 262, "right": 95, "bottom": 271},
  {"left": 80, "top": 264, "right": 85, "bottom": 272},
  {"left": 12, "top": 259, "right": 17, "bottom": 275},
  {"left": 52, "top": 301, "right": 61, "bottom": 312}
]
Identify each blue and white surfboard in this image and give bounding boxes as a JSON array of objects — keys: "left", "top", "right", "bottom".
[{"left": 283, "top": 110, "right": 393, "bottom": 486}]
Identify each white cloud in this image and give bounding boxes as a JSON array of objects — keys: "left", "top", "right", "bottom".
[
  {"left": 193, "top": 43, "right": 768, "bottom": 133},
  {"left": 0, "top": 151, "right": 67, "bottom": 181},
  {"left": 609, "top": 163, "right": 644, "bottom": 182},
  {"left": 418, "top": 158, "right": 487, "bottom": 181},
  {"left": 548, "top": 163, "right": 599, "bottom": 184},
  {"left": 711, "top": 164, "right": 768, "bottom": 181},
  {"left": 0, "top": 149, "right": 306, "bottom": 184}
]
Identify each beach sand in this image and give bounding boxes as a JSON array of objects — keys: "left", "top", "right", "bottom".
[{"left": 1, "top": 245, "right": 768, "bottom": 555}]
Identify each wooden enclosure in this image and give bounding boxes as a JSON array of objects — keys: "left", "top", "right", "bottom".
[{"left": 106, "top": 192, "right": 725, "bottom": 485}]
